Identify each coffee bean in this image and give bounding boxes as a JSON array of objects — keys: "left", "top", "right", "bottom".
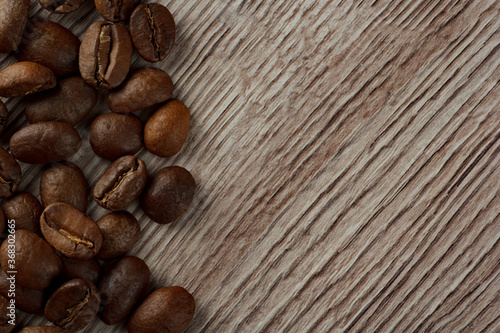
[
  {"left": 93, "top": 155, "right": 148, "bottom": 211},
  {"left": 127, "top": 286, "right": 195, "bottom": 333},
  {"left": 38, "top": 0, "right": 86, "bottom": 14},
  {"left": 1, "top": 192, "right": 43, "bottom": 235},
  {"left": 144, "top": 99, "right": 191, "bottom": 157},
  {"left": 140, "top": 166, "right": 196, "bottom": 224},
  {"left": 40, "top": 161, "right": 88, "bottom": 212},
  {"left": 0, "top": 147, "right": 21, "bottom": 199},
  {"left": 0, "top": 295, "right": 14, "bottom": 332},
  {"left": 0, "top": 268, "right": 45, "bottom": 315},
  {"left": 0, "top": 0, "right": 30, "bottom": 53},
  {"left": 0, "top": 61, "right": 56, "bottom": 98},
  {"left": 16, "top": 19, "right": 81, "bottom": 77},
  {"left": 89, "top": 113, "right": 143, "bottom": 160},
  {"left": 44, "top": 278, "right": 100, "bottom": 332},
  {"left": 95, "top": 0, "right": 135, "bottom": 22},
  {"left": 96, "top": 211, "right": 141, "bottom": 260},
  {"left": 0, "top": 229, "right": 62, "bottom": 290},
  {"left": 19, "top": 327, "right": 67, "bottom": 333},
  {"left": 99, "top": 256, "right": 150, "bottom": 325},
  {"left": 60, "top": 256, "right": 101, "bottom": 285},
  {"left": 79, "top": 21, "right": 132, "bottom": 89},
  {"left": 10, "top": 121, "right": 82, "bottom": 164},
  {"left": 107, "top": 67, "right": 173, "bottom": 114},
  {"left": 40, "top": 202, "right": 103, "bottom": 260},
  {"left": 130, "top": 3, "right": 175, "bottom": 63},
  {"left": 0, "top": 101, "right": 7, "bottom": 135}
]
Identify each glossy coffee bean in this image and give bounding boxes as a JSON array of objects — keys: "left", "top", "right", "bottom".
[
  {"left": 0, "top": 147, "right": 21, "bottom": 199},
  {"left": 0, "top": 101, "right": 7, "bottom": 135},
  {"left": 140, "top": 166, "right": 196, "bottom": 224},
  {"left": 0, "top": 0, "right": 30, "bottom": 52},
  {"left": 130, "top": 3, "right": 175, "bottom": 63},
  {"left": 40, "top": 161, "right": 88, "bottom": 212},
  {"left": 96, "top": 211, "right": 140, "bottom": 260},
  {"left": 79, "top": 21, "right": 132, "bottom": 89},
  {"left": 45, "top": 278, "right": 100, "bottom": 332},
  {"left": 40, "top": 202, "right": 103, "bottom": 260},
  {"left": 0, "top": 229, "right": 62, "bottom": 290},
  {"left": 0, "top": 62, "right": 56, "bottom": 98},
  {"left": 0, "top": 268, "right": 45, "bottom": 315},
  {"left": 89, "top": 113, "right": 143, "bottom": 160},
  {"left": 10, "top": 121, "right": 82, "bottom": 164},
  {"left": 94, "top": 155, "right": 147, "bottom": 211},
  {"left": 99, "top": 256, "right": 150, "bottom": 325},
  {"left": 1, "top": 192, "right": 43, "bottom": 235},
  {"left": 16, "top": 19, "right": 81, "bottom": 77},
  {"left": 38, "top": 0, "right": 86, "bottom": 14},
  {"left": 19, "top": 327, "right": 67, "bottom": 333},
  {"left": 107, "top": 67, "right": 173, "bottom": 114},
  {"left": 60, "top": 256, "right": 101, "bottom": 285},
  {"left": 127, "top": 287, "right": 195, "bottom": 333},
  {"left": 144, "top": 99, "right": 191, "bottom": 157},
  {"left": 0, "top": 295, "right": 14, "bottom": 332},
  {"left": 95, "top": 0, "right": 135, "bottom": 22}
]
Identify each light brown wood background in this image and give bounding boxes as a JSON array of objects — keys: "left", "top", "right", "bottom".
[{"left": 0, "top": 0, "right": 499, "bottom": 332}]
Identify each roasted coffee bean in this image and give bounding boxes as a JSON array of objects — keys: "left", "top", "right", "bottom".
[
  {"left": 0, "top": 229, "right": 62, "bottom": 290},
  {"left": 130, "top": 3, "right": 176, "bottom": 63},
  {"left": 0, "top": 147, "right": 21, "bottom": 199},
  {"left": 99, "top": 256, "right": 150, "bottom": 325},
  {"left": 19, "top": 327, "right": 67, "bottom": 333},
  {"left": 127, "top": 286, "right": 195, "bottom": 333},
  {"left": 0, "top": 268, "right": 45, "bottom": 315},
  {"left": 0, "top": 101, "right": 7, "bottom": 135},
  {"left": 107, "top": 67, "right": 173, "bottom": 114},
  {"left": 79, "top": 21, "right": 132, "bottom": 89},
  {"left": 141, "top": 166, "right": 196, "bottom": 224},
  {"left": 45, "top": 278, "right": 100, "bottom": 332},
  {"left": 89, "top": 113, "right": 143, "bottom": 160},
  {"left": 38, "top": 0, "right": 86, "bottom": 14},
  {"left": 16, "top": 19, "right": 81, "bottom": 77},
  {"left": 93, "top": 155, "right": 147, "bottom": 211},
  {"left": 10, "top": 121, "right": 82, "bottom": 164},
  {"left": 2, "top": 192, "right": 43, "bottom": 235},
  {"left": 60, "top": 256, "right": 101, "bottom": 285},
  {"left": 96, "top": 211, "right": 140, "bottom": 260},
  {"left": 95, "top": 0, "right": 135, "bottom": 22},
  {"left": 40, "top": 161, "right": 88, "bottom": 212},
  {"left": 0, "top": 61, "right": 56, "bottom": 98},
  {"left": 0, "top": 0, "right": 30, "bottom": 53},
  {"left": 144, "top": 99, "right": 191, "bottom": 157},
  {"left": 0, "top": 295, "right": 14, "bottom": 333}
]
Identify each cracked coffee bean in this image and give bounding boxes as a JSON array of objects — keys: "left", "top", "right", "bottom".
[
  {"left": 0, "top": 0, "right": 30, "bottom": 53},
  {"left": 38, "top": 0, "right": 87, "bottom": 14},
  {"left": 96, "top": 211, "right": 140, "bottom": 260},
  {"left": 2, "top": 192, "right": 43, "bottom": 235},
  {"left": 95, "top": 0, "right": 135, "bottom": 22},
  {"left": 0, "top": 101, "right": 7, "bottom": 135},
  {"left": 0, "top": 147, "right": 21, "bottom": 199},
  {"left": 0, "top": 61, "right": 56, "bottom": 98}
]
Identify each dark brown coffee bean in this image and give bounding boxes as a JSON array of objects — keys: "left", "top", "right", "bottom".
[
  {"left": 107, "top": 67, "right": 173, "bottom": 114},
  {"left": 40, "top": 161, "right": 88, "bottom": 212},
  {"left": 0, "top": 0, "right": 30, "bottom": 53},
  {"left": 16, "top": 19, "right": 81, "bottom": 77},
  {"left": 0, "top": 229, "right": 62, "bottom": 290},
  {"left": 19, "top": 327, "right": 67, "bottom": 333},
  {"left": 0, "top": 295, "right": 14, "bottom": 332},
  {"left": 99, "top": 256, "right": 150, "bottom": 325},
  {"left": 45, "top": 278, "right": 100, "bottom": 332},
  {"left": 96, "top": 211, "right": 140, "bottom": 260},
  {"left": 0, "top": 147, "right": 21, "bottom": 199},
  {"left": 0, "top": 62, "right": 56, "bottom": 98},
  {"left": 93, "top": 156, "right": 147, "bottom": 211},
  {"left": 10, "top": 121, "right": 82, "bottom": 164},
  {"left": 60, "top": 256, "right": 101, "bottom": 285},
  {"left": 144, "top": 99, "right": 191, "bottom": 157},
  {"left": 89, "top": 113, "right": 143, "bottom": 160},
  {"left": 1, "top": 192, "right": 43, "bottom": 235},
  {"left": 127, "top": 286, "right": 195, "bottom": 333},
  {"left": 140, "top": 166, "right": 196, "bottom": 224},
  {"left": 0, "top": 268, "right": 45, "bottom": 315},
  {"left": 0, "top": 101, "right": 7, "bottom": 135},
  {"left": 95, "top": 0, "right": 135, "bottom": 22},
  {"left": 130, "top": 4, "right": 175, "bottom": 63},
  {"left": 40, "top": 202, "right": 103, "bottom": 260},
  {"left": 38, "top": 0, "right": 86, "bottom": 14},
  {"left": 79, "top": 21, "right": 132, "bottom": 90}
]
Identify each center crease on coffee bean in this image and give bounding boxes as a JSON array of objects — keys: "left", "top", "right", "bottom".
[
  {"left": 52, "top": 0, "right": 73, "bottom": 11},
  {"left": 59, "top": 229, "right": 95, "bottom": 249},
  {"left": 95, "top": 25, "right": 112, "bottom": 87},
  {"left": 0, "top": 176, "right": 13, "bottom": 190},
  {"left": 145, "top": 6, "right": 161, "bottom": 60},
  {"left": 99, "top": 161, "right": 139, "bottom": 206},
  {"left": 57, "top": 287, "right": 91, "bottom": 327},
  {"left": 112, "top": 0, "right": 123, "bottom": 20}
]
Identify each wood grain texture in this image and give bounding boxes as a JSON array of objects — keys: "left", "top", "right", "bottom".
[{"left": 0, "top": 0, "right": 499, "bottom": 332}]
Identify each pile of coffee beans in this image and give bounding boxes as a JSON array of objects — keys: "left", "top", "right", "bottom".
[{"left": 0, "top": 1, "right": 197, "bottom": 332}]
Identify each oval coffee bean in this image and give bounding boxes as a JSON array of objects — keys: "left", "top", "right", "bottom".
[
  {"left": 0, "top": 62, "right": 56, "bottom": 98},
  {"left": 40, "top": 161, "right": 88, "bottom": 212},
  {"left": 0, "top": 101, "right": 7, "bottom": 135},
  {"left": 140, "top": 166, "right": 196, "bottom": 224},
  {"left": 96, "top": 211, "right": 140, "bottom": 260},
  {"left": 107, "top": 67, "right": 173, "bottom": 114},
  {"left": 0, "top": 295, "right": 14, "bottom": 332},
  {"left": 79, "top": 21, "right": 132, "bottom": 89},
  {"left": 0, "top": 0, "right": 30, "bottom": 52},
  {"left": 60, "top": 256, "right": 101, "bottom": 285},
  {"left": 40, "top": 202, "right": 103, "bottom": 259},
  {"left": 19, "top": 327, "right": 67, "bottom": 333},
  {"left": 0, "top": 147, "right": 21, "bottom": 199},
  {"left": 0, "top": 269, "right": 45, "bottom": 315},
  {"left": 144, "top": 99, "right": 191, "bottom": 157},
  {"left": 95, "top": 0, "right": 135, "bottom": 22},
  {"left": 10, "top": 121, "right": 82, "bottom": 164},
  {"left": 16, "top": 19, "right": 81, "bottom": 77},
  {"left": 93, "top": 155, "right": 147, "bottom": 211},
  {"left": 2, "top": 192, "right": 43, "bottom": 235},
  {"left": 89, "top": 113, "right": 143, "bottom": 160},
  {"left": 130, "top": 3, "right": 175, "bottom": 63},
  {"left": 99, "top": 256, "right": 150, "bottom": 325},
  {"left": 127, "top": 286, "right": 195, "bottom": 333},
  {"left": 38, "top": 0, "right": 86, "bottom": 14},
  {"left": 0, "top": 229, "right": 62, "bottom": 290},
  {"left": 45, "top": 278, "right": 100, "bottom": 332}
]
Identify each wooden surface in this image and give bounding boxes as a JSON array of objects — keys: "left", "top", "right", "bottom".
[{"left": 0, "top": 0, "right": 499, "bottom": 332}]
